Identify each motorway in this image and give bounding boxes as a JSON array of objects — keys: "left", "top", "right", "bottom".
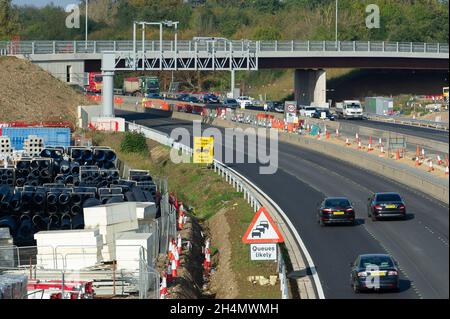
[
  {"left": 342, "top": 119, "right": 449, "bottom": 143},
  {"left": 118, "top": 109, "right": 449, "bottom": 299}
]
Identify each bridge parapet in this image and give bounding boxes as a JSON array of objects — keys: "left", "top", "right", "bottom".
[{"left": 0, "top": 40, "right": 448, "bottom": 55}]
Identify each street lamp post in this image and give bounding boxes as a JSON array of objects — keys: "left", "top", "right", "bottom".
[
  {"left": 335, "top": 0, "right": 338, "bottom": 47},
  {"left": 85, "top": 0, "right": 88, "bottom": 50}
]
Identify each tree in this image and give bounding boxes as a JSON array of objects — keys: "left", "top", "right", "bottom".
[{"left": 0, "top": 0, "right": 19, "bottom": 40}]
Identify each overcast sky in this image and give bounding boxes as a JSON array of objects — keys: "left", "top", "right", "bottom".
[{"left": 13, "top": 0, "right": 81, "bottom": 8}]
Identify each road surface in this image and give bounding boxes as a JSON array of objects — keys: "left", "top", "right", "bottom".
[{"left": 118, "top": 109, "right": 449, "bottom": 299}]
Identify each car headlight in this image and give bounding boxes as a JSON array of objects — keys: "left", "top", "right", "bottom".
[{"left": 357, "top": 271, "right": 368, "bottom": 277}]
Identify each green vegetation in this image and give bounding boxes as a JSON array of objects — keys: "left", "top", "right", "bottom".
[
  {"left": 1, "top": 0, "right": 448, "bottom": 97},
  {"left": 95, "top": 132, "right": 280, "bottom": 298},
  {"left": 120, "top": 131, "right": 148, "bottom": 154}
]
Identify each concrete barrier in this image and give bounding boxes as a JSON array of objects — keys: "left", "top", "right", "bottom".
[{"left": 172, "top": 112, "right": 449, "bottom": 204}]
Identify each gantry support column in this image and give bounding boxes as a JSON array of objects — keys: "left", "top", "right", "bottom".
[{"left": 294, "top": 69, "right": 327, "bottom": 106}]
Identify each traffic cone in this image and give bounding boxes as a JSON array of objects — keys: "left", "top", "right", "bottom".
[
  {"left": 437, "top": 156, "right": 443, "bottom": 165},
  {"left": 445, "top": 166, "right": 449, "bottom": 176},
  {"left": 160, "top": 272, "right": 168, "bottom": 299},
  {"left": 317, "top": 131, "right": 321, "bottom": 139},
  {"left": 204, "top": 248, "right": 211, "bottom": 270},
  {"left": 396, "top": 149, "right": 401, "bottom": 160},
  {"left": 358, "top": 141, "right": 362, "bottom": 149},
  {"left": 415, "top": 156, "right": 420, "bottom": 167},
  {"left": 177, "top": 234, "right": 182, "bottom": 254},
  {"left": 379, "top": 146, "right": 385, "bottom": 156},
  {"left": 355, "top": 133, "right": 359, "bottom": 143},
  {"left": 335, "top": 128, "right": 340, "bottom": 137},
  {"left": 167, "top": 263, "right": 173, "bottom": 283},
  {"left": 326, "top": 131, "right": 330, "bottom": 139},
  {"left": 378, "top": 138, "right": 382, "bottom": 148},
  {"left": 428, "top": 160, "right": 434, "bottom": 172},
  {"left": 345, "top": 138, "right": 351, "bottom": 146},
  {"left": 171, "top": 259, "right": 178, "bottom": 278},
  {"left": 421, "top": 148, "right": 425, "bottom": 160},
  {"left": 174, "top": 249, "right": 180, "bottom": 268},
  {"left": 416, "top": 145, "right": 420, "bottom": 160},
  {"left": 178, "top": 214, "right": 183, "bottom": 230},
  {"left": 368, "top": 136, "right": 373, "bottom": 152}
]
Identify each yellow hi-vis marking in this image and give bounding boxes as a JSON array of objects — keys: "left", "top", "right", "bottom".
[{"left": 193, "top": 137, "right": 214, "bottom": 164}]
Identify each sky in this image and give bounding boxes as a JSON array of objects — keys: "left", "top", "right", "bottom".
[{"left": 13, "top": 0, "right": 81, "bottom": 8}]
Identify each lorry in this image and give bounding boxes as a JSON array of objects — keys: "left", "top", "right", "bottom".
[
  {"left": 85, "top": 72, "right": 103, "bottom": 94},
  {"left": 335, "top": 100, "right": 364, "bottom": 119},
  {"left": 123, "top": 76, "right": 160, "bottom": 97}
]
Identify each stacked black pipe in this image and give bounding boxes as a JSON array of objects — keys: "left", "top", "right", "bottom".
[{"left": 0, "top": 146, "right": 159, "bottom": 247}]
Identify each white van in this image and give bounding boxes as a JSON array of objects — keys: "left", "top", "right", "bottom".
[{"left": 335, "top": 100, "right": 364, "bottom": 119}]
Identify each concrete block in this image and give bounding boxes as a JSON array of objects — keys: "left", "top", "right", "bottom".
[
  {"left": 83, "top": 202, "right": 137, "bottom": 227},
  {"left": 136, "top": 202, "right": 156, "bottom": 220}
]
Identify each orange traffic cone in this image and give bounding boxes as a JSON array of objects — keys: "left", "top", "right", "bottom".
[
  {"left": 396, "top": 149, "right": 401, "bottom": 160},
  {"left": 171, "top": 259, "right": 178, "bottom": 278},
  {"left": 428, "top": 160, "right": 434, "bottom": 172},
  {"left": 358, "top": 141, "right": 362, "bottom": 149},
  {"left": 335, "top": 128, "right": 340, "bottom": 137},
  {"left": 326, "top": 131, "right": 330, "bottom": 139},
  {"left": 437, "top": 156, "right": 443, "bottom": 165},
  {"left": 167, "top": 263, "right": 173, "bottom": 283},
  {"left": 345, "top": 138, "right": 351, "bottom": 146},
  {"left": 160, "top": 272, "right": 168, "bottom": 299},
  {"left": 378, "top": 138, "right": 383, "bottom": 148},
  {"left": 379, "top": 146, "right": 385, "bottom": 157},
  {"left": 445, "top": 166, "right": 449, "bottom": 176},
  {"left": 178, "top": 214, "right": 183, "bottom": 230},
  {"left": 177, "top": 234, "right": 182, "bottom": 254},
  {"left": 368, "top": 136, "right": 373, "bottom": 152},
  {"left": 415, "top": 157, "right": 420, "bottom": 167},
  {"left": 204, "top": 248, "right": 211, "bottom": 270}
]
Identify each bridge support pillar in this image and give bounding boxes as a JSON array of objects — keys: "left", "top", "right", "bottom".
[
  {"left": 294, "top": 69, "right": 326, "bottom": 106},
  {"left": 101, "top": 53, "right": 116, "bottom": 117}
]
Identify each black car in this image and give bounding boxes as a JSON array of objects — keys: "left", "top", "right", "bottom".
[
  {"left": 177, "top": 93, "right": 190, "bottom": 101},
  {"left": 262, "top": 101, "right": 283, "bottom": 112},
  {"left": 202, "top": 94, "right": 220, "bottom": 104},
  {"left": 317, "top": 197, "right": 356, "bottom": 226},
  {"left": 183, "top": 96, "right": 200, "bottom": 103},
  {"left": 312, "top": 109, "right": 335, "bottom": 120},
  {"left": 368, "top": 192, "right": 406, "bottom": 221},
  {"left": 222, "top": 98, "right": 239, "bottom": 109},
  {"left": 350, "top": 254, "right": 400, "bottom": 293}
]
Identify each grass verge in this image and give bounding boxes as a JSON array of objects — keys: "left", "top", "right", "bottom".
[{"left": 94, "top": 131, "right": 281, "bottom": 299}]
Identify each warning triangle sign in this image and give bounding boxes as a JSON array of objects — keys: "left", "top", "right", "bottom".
[{"left": 242, "top": 207, "right": 284, "bottom": 244}]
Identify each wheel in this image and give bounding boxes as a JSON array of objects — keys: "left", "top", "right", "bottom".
[{"left": 319, "top": 219, "right": 326, "bottom": 227}]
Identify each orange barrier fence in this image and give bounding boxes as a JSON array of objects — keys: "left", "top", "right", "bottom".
[{"left": 143, "top": 99, "right": 171, "bottom": 111}]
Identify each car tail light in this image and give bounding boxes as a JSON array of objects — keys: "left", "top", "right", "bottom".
[
  {"left": 387, "top": 271, "right": 398, "bottom": 276},
  {"left": 357, "top": 271, "right": 368, "bottom": 277},
  {"left": 374, "top": 205, "right": 382, "bottom": 210},
  {"left": 399, "top": 204, "right": 405, "bottom": 210},
  {"left": 322, "top": 208, "right": 332, "bottom": 213},
  {"left": 345, "top": 208, "right": 354, "bottom": 212}
]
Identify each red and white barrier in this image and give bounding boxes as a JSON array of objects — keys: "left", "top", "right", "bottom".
[
  {"left": 159, "top": 272, "right": 168, "bottom": 299},
  {"left": 177, "top": 234, "right": 182, "bottom": 254}
]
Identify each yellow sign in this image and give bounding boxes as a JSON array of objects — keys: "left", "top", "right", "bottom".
[{"left": 193, "top": 137, "right": 214, "bottom": 164}]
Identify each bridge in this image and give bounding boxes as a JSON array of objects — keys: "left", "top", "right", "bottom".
[{"left": 1, "top": 40, "right": 448, "bottom": 108}]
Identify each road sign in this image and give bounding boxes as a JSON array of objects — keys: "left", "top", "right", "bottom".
[
  {"left": 193, "top": 137, "right": 214, "bottom": 164},
  {"left": 250, "top": 244, "right": 277, "bottom": 261},
  {"left": 242, "top": 207, "right": 284, "bottom": 244}
]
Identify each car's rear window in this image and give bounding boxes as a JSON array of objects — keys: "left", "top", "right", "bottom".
[
  {"left": 324, "top": 198, "right": 350, "bottom": 207},
  {"left": 376, "top": 194, "right": 402, "bottom": 202},
  {"left": 360, "top": 256, "right": 394, "bottom": 269}
]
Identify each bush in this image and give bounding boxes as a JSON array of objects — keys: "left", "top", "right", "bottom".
[{"left": 120, "top": 132, "right": 148, "bottom": 154}]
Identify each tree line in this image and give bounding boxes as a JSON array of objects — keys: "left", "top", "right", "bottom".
[{"left": 0, "top": 0, "right": 448, "bottom": 43}]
